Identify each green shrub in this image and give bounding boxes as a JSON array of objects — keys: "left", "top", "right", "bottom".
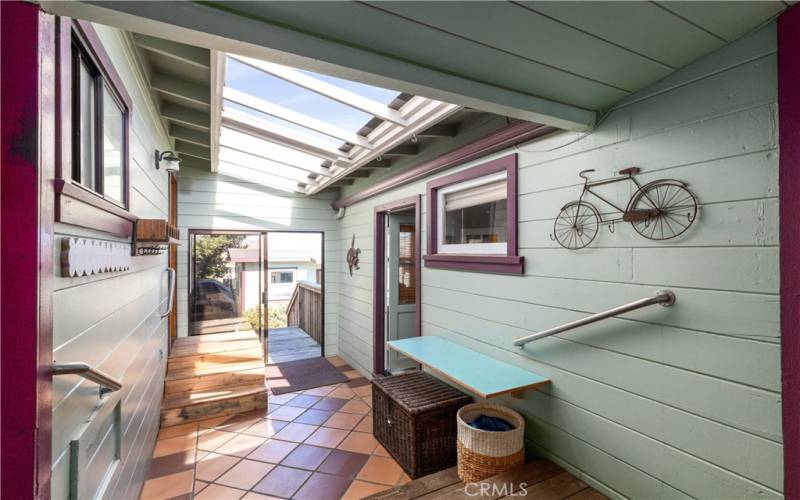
[{"left": 244, "top": 302, "right": 288, "bottom": 330}]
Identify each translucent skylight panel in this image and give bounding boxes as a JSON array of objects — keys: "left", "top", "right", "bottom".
[
  {"left": 297, "top": 70, "right": 401, "bottom": 105},
  {"left": 224, "top": 101, "right": 345, "bottom": 150},
  {"left": 219, "top": 146, "right": 318, "bottom": 183},
  {"left": 226, "top": 58, "right": 375, "bottom": 133}
]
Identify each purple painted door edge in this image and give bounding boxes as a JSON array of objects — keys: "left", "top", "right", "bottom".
[
  {"left": 1, "top": 2, "right": 55, "bottom": 499},
  {"left": 779, "top": 6, "right": 800, "bottom": 498}
]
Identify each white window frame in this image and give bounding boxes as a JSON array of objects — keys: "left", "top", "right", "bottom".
[
  {"left": 270, "top": 268, "right": 297, "bottom": 284},
  {"left": 436, "top": 170, "right": 508, "bottom": 255}
]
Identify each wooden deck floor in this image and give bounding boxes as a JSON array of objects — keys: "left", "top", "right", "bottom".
[
  {"left": 368, "top": 460, "right": 606, "bottom": 499},
  {"left": 160, "top": 330, "right": 268, "bottom": 427},
  {"left": 268, "top": 326, "right": 321, "bottom": 364}
]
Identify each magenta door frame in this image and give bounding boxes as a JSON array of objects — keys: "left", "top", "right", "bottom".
[
  {"left": 1, "top": 2, "right": 56, "bottom": 499},
  {"left": 779, "top": 6, "right": 800, "bottom": 498},
  {"left": 372, "top": 195, "right": 422, "bottom": 375}
]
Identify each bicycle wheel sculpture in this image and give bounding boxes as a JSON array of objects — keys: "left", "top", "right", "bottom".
[
  {"left": 553, "top": 201, "right": 600, "bottom": 249},
  {"left": 627, "top": 181, "right": 698, "bottom": 240}
]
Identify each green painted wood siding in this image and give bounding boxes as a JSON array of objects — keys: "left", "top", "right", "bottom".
[
  {"left": 50, "top": 24, "right": 174, "bottom": 500},
  {"left": 336, "top": 23, "right": 781, "bottom": 499},
  {"left": 175, "top": 169, "right": 340, "bottom": 356}
]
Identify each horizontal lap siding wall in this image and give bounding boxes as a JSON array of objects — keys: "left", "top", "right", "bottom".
[
  {"left": 50, "top": 24, "right": 172, "bottom": 500},
  {"left": 175, "top": 168, "right": 340, "bottom": 356},
  {"left": 336, "top": 24, "right": 782, "bottom": 499}
]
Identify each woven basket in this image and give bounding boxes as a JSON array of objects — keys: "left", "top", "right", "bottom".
[{"left": 456, "top": 403, "right": 525, "bottom": 483}]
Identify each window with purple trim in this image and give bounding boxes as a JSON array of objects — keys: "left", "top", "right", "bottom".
[
  {"left": 70, "top": 31, "right": 128, "bottom": 208},
  {"left": 424, "top": 154, "right": 523, "bottom": 274}
]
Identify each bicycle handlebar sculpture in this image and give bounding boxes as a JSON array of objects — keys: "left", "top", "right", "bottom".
[{"left": 551, "top": 167, "right": 698, "bottom": 249}]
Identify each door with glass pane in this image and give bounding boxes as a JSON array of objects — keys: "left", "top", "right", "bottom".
[
  {"left": 385, "top": 214, "right": 418, "bottom": 373},
  {"left": 188, "top": 232, "right": 264, "bottom": 337}
]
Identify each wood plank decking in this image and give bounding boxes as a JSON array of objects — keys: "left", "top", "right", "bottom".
[
  {"left": 160, "top": 330, "right": 268, "bottom": 427},
  {"left": 267, "top": 326, "right": 321, "bottom": 364},
  {"left": 367, "top": 460, "right": 606, "bottom": 499}
]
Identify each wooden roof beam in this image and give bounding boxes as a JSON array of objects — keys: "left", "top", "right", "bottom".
[
  {"left": 382, "top": 144, "right": 419, "bottom": 157},
  {"left": 151, "top": 72, "right": 210, "bottom": 107},
  {"left": 132, "top": 33, "right": 210, "bottom": 69},
  {"left": 417, "top": 123, "right": 459, "bottom": 138},
  {"left": 161, "top": 102, "right": 210, "bottom": 130},
  {"left": 169, "top": 124, "right": 209, "bottom": 147}
]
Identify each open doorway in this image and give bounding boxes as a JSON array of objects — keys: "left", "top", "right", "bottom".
[
  {"left": 266, "top": 232, "right": 324, "bottom": 364},
  {"left": 374, "top": 196, "right": 422, "bottom": 375}
]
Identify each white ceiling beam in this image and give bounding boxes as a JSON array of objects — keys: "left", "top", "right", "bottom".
[
  {"left": 217, "top": 161, "right": 307, "bottom": 193},
  {"left": 230, "top": 54, "right": 408, "bottom": 126},
  {"left": 132, "top": 33, "right": 210, "bottom": 69},
  {"left": 221, "top": 107, "right": 347, "bottom": 160},
  {"left": 219, "top": 127, "right": 336, "bottom": 177},
  {"left": 219, "top": 147, "right": 321, "bottom": 185},
  {"left": 151, "top": 72, "right": 210, "bottom": 107},
  {"left": 210, "top": 50, "right": 224, "bottom": 173},
  {"left": 223, "top": 86, "right": 374, "bottom": 149}
]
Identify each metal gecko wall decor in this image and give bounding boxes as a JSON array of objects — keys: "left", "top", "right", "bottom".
[
  {"left": 551, "top": 167, "right": 698, "bottom": 249},
  {"left": 346, "top": 234, "right": 361, "bottom": 276}
]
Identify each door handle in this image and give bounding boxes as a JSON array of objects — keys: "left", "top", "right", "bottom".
[{"left": 161, "top": 267, "right": 176, "bottom": 319}]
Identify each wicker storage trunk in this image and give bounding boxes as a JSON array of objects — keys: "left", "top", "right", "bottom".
[{"left": 372, "top": 372, "right": 471, "bottom": 478}]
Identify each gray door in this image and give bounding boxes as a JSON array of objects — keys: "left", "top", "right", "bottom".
[{"left": 385, "top": 214, "right": 418, "bottom": 373}]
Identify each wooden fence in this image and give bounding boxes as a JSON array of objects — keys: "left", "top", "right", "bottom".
[{"left": 286, "top": 281, "right": 322, "bottom": 345}]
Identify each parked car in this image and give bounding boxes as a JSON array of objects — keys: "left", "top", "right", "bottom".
[{"left": 190, "top": 279, "right": 237, "bottom": 321}]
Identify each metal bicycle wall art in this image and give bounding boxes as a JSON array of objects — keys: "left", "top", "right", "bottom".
[{"left": 551, "top": 167, "right": 698, "bottom": 249}]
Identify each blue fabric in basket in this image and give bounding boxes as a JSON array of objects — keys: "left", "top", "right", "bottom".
[{"left": 468, "top": 415, "right": 515, "bottom": 432}]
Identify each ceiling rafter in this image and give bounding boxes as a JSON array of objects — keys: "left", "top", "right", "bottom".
[
  {"left": 230, "top": 54, "right": 409, "bottom": 126},
  {"left": 219, "top": 127, "right": 336, "bottom": 177},
  {"left": 170, "top": 124, "right": 210, "bottom": 146},
  {"left": 132, "top": 33, "right": 210, "bottom": 69},
  {"left": 151, "top": 72, "right": 210, "bottom": 107},
  {"left": 221, "top": 107, "right": 348, "bottom": 160},
  {"left": 160, "top": 102, "right": 210, "bottom": 130},
  {"left": 223, "top": 87, "right": 374, "bottom": 149}
]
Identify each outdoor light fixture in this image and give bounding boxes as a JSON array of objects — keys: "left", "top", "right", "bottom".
[{"left": 154, "top": 150, "right": 181, "bottom": 173}]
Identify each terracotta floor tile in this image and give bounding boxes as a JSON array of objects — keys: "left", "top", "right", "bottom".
[
  {"left": 248, "top": 438, "right": 298, "bottom": 463},
  {"left": 214, "top": 433, "right": 266, "bottom": 457},
  {"left": 243, "top": 418, "right": 287, "bottom": 438},
  {"left": 240, "top": 492, "right": 282, "bottom": 499},
  {"left": 329, "top": 386, "right": 356, "bottom": 399},
  {"left": 342, "top": 480, "right": 390, "bottom": 499},
  {"left": 139, "top": 469, "right": 194, "bottom": 499},
  {"left": 147, "top": 450, "right": 196, "bottom": 478},
  {"left": 280, "top": 444, "right": 331, "bottom": 470},
  {"left": 356, "top": 455, "right": 405, "bottom": 485},
  {"left": 216, "top": 459, "right": 275, "bottom": 490},
  {"left": 252, "top": 465, "right": 312, "bottom": 498},
  {"left": 271, "top": 422, "right": 318, "bottom": 442},
  {"left": 323, "top": 412, "right": 363, "bottom": 431},
  {"left": 284, "top": 394, "right": 322, "bottom": 408},
  {"left": 268, "top": 392, "right": 299, "bottom": 405},
  {"left": 153, "top": 434, "right": 196, "bottom": 458},
  {"left": 339, "top": 399, "right": 370, "bottom": 415},
  {"left": 342, "top": 370, "right": 362, "bottom": 380},
  {"left": 397, "top": 473, "right": 411, "bottom": 486},
  {"left": 293, "top": 472, "right": 353, "bottom": 500},
  {"left": 352, "top": 385, "right": 372, "bottom": 398},
  {"left": 157, "top": 422, "right": 198, "bottom": 441},
  {"left": 338, "top": 364, "right": 354, "bottom": 372},
  {"left": 363, "top": 397, "right": 373, "bottom": 408},
  {"left": 194, "top": 479, "right": 209, "bottom": 494},
  {"left": 193, "top": 483, "right": 247, "bottom": 500},
  {"left": 197, "top": 429, "right": 238, "bottom": 452},
  {"left": 327, "top": 356, "right": 347, "bottom": 367},
  {"left": 216, "top": 414, "right": 264, "bottom": 433},
  {"left": 294, "top": 409, "right": 334, "bottom": 426},
  {"left": 312, "top": 397, "right": 349, "bottom": 412},
  {"left": 373, "top": 444, "right": 390, "bottom": 457},
  {"left": 338, "top": 431, "right": 378, "bottom": 455},
  {"left": 303, "top": 384, "right": 337, "bottom": 397},
  {"left": 197, "top": 415, "right": 231, "bottom": 429},
  {"left": 317, "top": 449, "right": 370, "bottom": 478},
  {"left": 304, "top": 427, "right": 349, "bottom": 449},
  {"left": 267, "top": 404, "right": 306, "bottom": 421},
  {"left": 195, "top": 452, "right": 240, "bottom": 482},
  {"left": 354, "top": 415, "right": 373, "bottom": 434}
]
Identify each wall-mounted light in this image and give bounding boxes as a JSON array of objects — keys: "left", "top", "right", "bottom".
[{"left": 154, "top": 150, "right": 181, "bottom": 173}]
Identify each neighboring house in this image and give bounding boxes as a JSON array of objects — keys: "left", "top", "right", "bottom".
[{"left": 228, "top": 247, "right": 321, "bottom": 314}]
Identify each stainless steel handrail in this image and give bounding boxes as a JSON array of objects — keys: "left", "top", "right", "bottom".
[
  {"left": 53, "top": 362, "right": 122, "bottom": 395},
  {"left": 161, "top": 267, "right": 176, "bottom": 319},
  {"left": 513, "top": 290, "right": 676, "bottom": 347}
]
